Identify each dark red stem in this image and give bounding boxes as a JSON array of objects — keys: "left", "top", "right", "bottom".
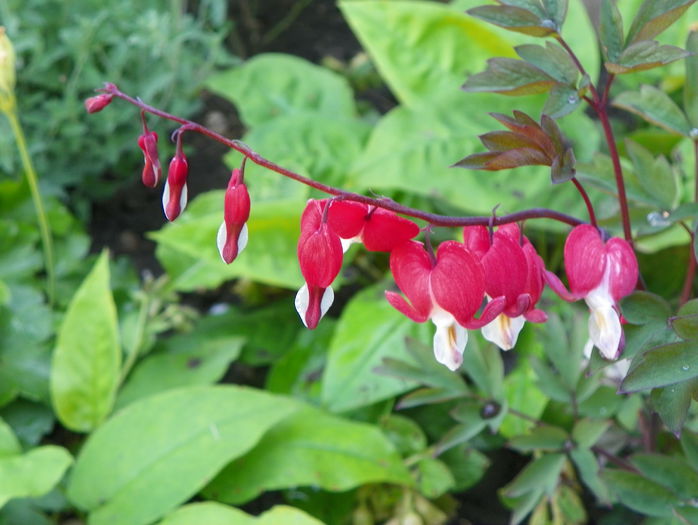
[
  {"left": 100, "top": 83, "right": 585, "bottom": 229},
  {"left": 571, "top": 177, "right": 597, "bottom": 227}
]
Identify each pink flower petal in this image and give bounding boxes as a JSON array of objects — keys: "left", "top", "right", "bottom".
[
  {"left": 564, "top": 225, "right": 606, "bottom": 296},
  {"left": 388, "top": 241, "right": 433, "bottom": 320},
  {"left": 482, "top": 231, "right": 527, "bottom": 313},
  {"left": 544, "top": 270, "right": 579, "bottom": 302},
  {"left": 297, "top": 224, "right": 343, "bottom": 288},
  {"left": 362, "top": 208, "right": 420, "bottom": 252},
  {"left": 385, "top": 291, "right": 429, "bottom": 323},
  {"left": 462, "top": 226, "right": 490, "bottom": 258},
  {"left": 327, "top": 200, "right": 367, "bottom": 239},
  {"left": 605, "top": 238, "right": 638, "bottom": 302},
  {"left": 465, "top": 295, "right": 506, "bottom": 329}
]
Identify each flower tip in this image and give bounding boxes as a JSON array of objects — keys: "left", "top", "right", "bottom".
[
  {"left": 217, "top": 221, "right": 248, "bottom": 264},
  {"left": 295, "top": 284, "right": 334, "bottom": 329},
  {"left": 84, "top": 93, "right": 113, "bottom": 114}
]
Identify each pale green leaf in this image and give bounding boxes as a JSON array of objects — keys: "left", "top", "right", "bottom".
[
  {"left": 614, "top": 85, "right": 692, "bottom": 136},
  {"left": 626, "top": 0, "right": 697, "bottom": 43},
  {"left": 158, "top": 503, "right": 324, "bottom": 525}
]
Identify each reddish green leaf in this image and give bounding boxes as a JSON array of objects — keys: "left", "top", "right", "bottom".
[
  {"left": 599, "top": 0, "right": 625, "bottom": 62},
  {"left": 455, "top": 149, "right": 549, "bottom": 170},
  {"left": 606, "top": 40, "right": 690, "bottom": 74},
  {"left": 626, "top": 0, "right": 697, "bottom": 44},
  {"left": 480, "top": 130, "right": 544, "bottom": 151},
  {"left": 462, "top": 57, "right": 556, "bottom": 95},
  {"left": 621, "top": 341, "right": 698, "bottom": 393},
  {"left": 613, "top": 85, "right": 692, "bottom": 136},
  {"left": 467, "top": 5, "right": 555, "bottom": 37}
]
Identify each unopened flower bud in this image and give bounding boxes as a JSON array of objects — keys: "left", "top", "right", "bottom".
[
  {"left": 137, "top": 131, "right": 160, "bottom": 188},
  {"left": 84, "top": 93, "right": 113, "bottom": 114},
  {"left": 0, "top": 27, "right": 15, "bottom": 97},
  {"left": 217, "top": 168, "right": 251, "bottom": 264},
  {"left": 162, "top": 150, "right": 188, "bottom": 221}
]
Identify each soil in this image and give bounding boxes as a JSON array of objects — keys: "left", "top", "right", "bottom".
[{"left": 89, "top": 1, "right": 519, "bottom": 523}]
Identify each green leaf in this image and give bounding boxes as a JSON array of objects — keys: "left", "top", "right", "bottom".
[
  {"left": 625, "top": 139, "right": 678, "bottom": 209},
  {"left": 606, "top": 40, "right": 690, "bottom": 75},
  {"left": 626, "top": 0, "right": 697, "bottom": 44},
  {"left": 614, "top": 86, "right": 691, "bottom": 136},
  {"left": 570, "top": 448, "right": 610, "bottom": 503},
  {"left": 504, "top": 454, "right": 566, "bottom": 498},
  {"left": 516, "top": 42, "right": 577, "bottom": 85},
  {"left": 672, "top": 299, "right": 698, "bottom": 340},
  {"left": 67, "top": 386, "right": 298, "bottom": 525},
  {"left": 602, "top": 469, "right": 679, "bottom": 517},
  {"left": 0, "top": 445, "right": 72, "bottom": 509},
  {"left": 415, "top": 457, "right": 455, "bottom": 499},
  {"left": 621, "top": 340, "right": 698, "bottom": 392},
  {"left": 158, "top": 503, "right": 324, "bottom": 525},
  {"left": 463, "top": 58, "right": 556, "bottom": 96},
  {"left": 631, "top": 453, "right": 698, "bottom": 499},
  {"left": 599, "top": 0, "right": 625, "bottom": 62},
  {"left": 321, "top": 286, "right": 428, "bottom": 412},
  {"left": 572, "top": 419, "right": 611, "bottom": 448},
  {"left": 543, "top": 0, "right": 568, "bottom": 28},
  {"left": 116, "top": 333, "right": 244, "bottom": 409},
  {"left": 681, "top": 431, "right": 698, "bottom": 470},
  {"left": 204, "top": 407, "right": 412, "bottom": 504},
  {"left": 509, "top": 426, "right": 568, "bottom": 453},
  {"left": 467, "top": 5, "right": 557, "bottom": 37},
  {"left": 650, "top": 380, "right": 698, "bottom": 435},
  {"left": 440, "top": 444, "right": 490, "bottom": 491},
  {"left": 434, "top": 419, "right": 487, "bottom": 455},
  {"left": 543, "top": 84, "right": 582, "bottom": 119},
  {"left": 379, "top": 414, "right": 428, "bottom": 456},
  {"left": 340, "top": 0, "right": 514, "bottom": 105},
  {"left": 501, "top": 362, "right": 548, "bottom": 437},
  {"left": 685, "top": 31, "right": 698, "bottom": 128},
  {"left": 206, "top": 54, "right": 356, "bottom": 127},
  {"left": 0, "top": 418, "right": 20, "bottom": 457},
  {"left": 152, "top": 193, "right": 304, "bottom": 290},
  {"left": 621, "top": 291, "right": 672, "bottom": 324},
  {"left": 50, "top": 251, "right": 120, "bottom": 432}
]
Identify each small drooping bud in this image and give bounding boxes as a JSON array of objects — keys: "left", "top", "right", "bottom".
[
  {"left": 137, "top": 130, "right": 160, "bottom": 188},
  {"left": 0, "top": 27, "right": 16, "bottom": 97},
  {"left": 217, "top": 167, "right": 251, "bottom": 264},
  {"left": 84, "top": 93, "right": 113, "bottom": 114},
  {"left": 162, "top": 132, "right": 188, "bottom": 221}
]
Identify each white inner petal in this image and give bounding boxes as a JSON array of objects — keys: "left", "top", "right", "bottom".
[
  {"left": 340, "top": 236, "right": 359, "bottom": 253},
  {"left": 161, "top": 180, "right": 171, "bottom": 219},
  {"left": 320, "top": 286, "right": 334, "bottom": 318},
  {"left": 431, "top": 314, "right": 468, "bottom": 371},
  {"left": 587, "top": 302, "right": 622, "bottom": 360},
  {"left": 216, "top": 221, "right": 227, "bottom": 262},
  {"left": 481, "top": 313, "right": 525, "bottom": 350},
  {"left": 294, "top": 283, "right": 310, "bottom": 328},
  {"left": 179, "top": 183, "right": 188, "bottom": 214},
  {"left": 237, "top": 223, "right": 249, "bottom": 254}
]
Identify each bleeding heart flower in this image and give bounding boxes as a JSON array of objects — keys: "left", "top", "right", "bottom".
[
  {"left": 137, "top": 130, "right": 160, "bottom": 188},
  {"left": 295, "top": 200, "right": 344, "bottom": 329},
  {"left": 326, "top": 201, "right": 420, "bottom": 252},
  {"left": 162, "top": 134, "right": 189, "bottom": 221},
  {"left": 385, "top": 240, "right": 505, "bottom": 370},
  {"left": 217, "top": 168, "right": 251, "bottom": 264},
  {"left": 464, "top": 224, "right": 547, "bottom": 350},
  {"left": 545, "top": 224, "right": 638, "bottom": 359}
]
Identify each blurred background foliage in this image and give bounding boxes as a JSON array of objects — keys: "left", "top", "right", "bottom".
[{"left": 1, "top": 0, "right": 698, "bottom": 524}]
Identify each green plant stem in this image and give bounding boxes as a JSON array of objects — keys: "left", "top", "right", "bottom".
[
  {"left": 5, "top": 107, "right": 55, "bottom": 304},
  {"left": 103, "top": 84, "right": 586, "bottom": 229}
]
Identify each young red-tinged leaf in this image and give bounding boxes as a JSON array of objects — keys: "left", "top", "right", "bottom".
[
  {"left": 458, "top": 148, "right": 550, "bottom": 170},
  {"left": 613, "top": 85, "right": 692, "bottom": 136},
  {"left": 621, "top": 340, "right": 698, "bottom": 393},
  {"left": 630, "top": 453, "right": 698, "bottom": 500},
  {"left": 599, "top": 0, "right": 624, "bottom": 62},
  {"left": 601, "top": 469, "right": 679, "bottom": 518},
  {"left": 515, "top": 42, "right": 577, "bottom": 85},
  {"left": 606, "top": 40, "right": 689, "bottom": 74},
  {"left": 480, "top": 130, "right": 544, "bottom": 151},
  {"left": 492, "top": 111, "right": 554, "bottom": 152},
  {"left": 626, "top": 0, "right": 697, "bottom": 44},
  {"left": 672, "top": 299, "right": 698, "bottom": 340},
  {"left": 467, "top": 5, "right": 555, "bottom": 37},
  {"left": 650, "top": 380, "right": 697, "bottom": 436},
  {"left": 625, "top": 139, "right": 678, "bottom": 209},
  {"left": 685, "top": 31, "right": 698, "bottom": 128},
  {"left": 462, "top": 57, "right": 557, "bottom": 96}
]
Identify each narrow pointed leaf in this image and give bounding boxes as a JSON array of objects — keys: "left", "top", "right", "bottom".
[
  {"left": 504, "top": 454, "right": 566, "bottom": 498},
  {"left": 613, "top": 86, "right": 692, "bottom": 136},
  {"left": 621, "top": 341, "right": 698, "bottom": 392},
  {"left": 626, "top": 0, "right": 697, "bottom": 44},
  {"left": 50, "top": 251, "right": 120, "bottom": 432},
  {"left": 599, "top": 0, "right": 625, "bottom": 62},
  {"left": 672, "top": 299, "right": 698, "bottom": 339},
  {"left": 515, "top": 42, "right": 577, "bottom": 84},
  {"left": 467, "top": 5, "right": 555, "bottom": 37},
  {"left": 686, "top": 31, "right": 698, "bottom": 128},
  {"left": 607, "top": 40, "right": 690, "bottom": 75},
  {"left": 650, "top": 381, "right": 697, "bottom": 435},
  {"left": 463, "top": 58, "right": 556, "bottom": 96},
  {"left": 602, "top": 470, "right": 679, "bottom": 517},
  {"left": 625, "top": 139, "right": 678, "bottom": 208}
]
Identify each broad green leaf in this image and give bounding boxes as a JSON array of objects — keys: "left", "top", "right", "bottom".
[
  {"left": 504, "top": 454, "right": 566, "bottom": 498},
  {"left": 158, "top": 503, "right": 324, "bottom": 525},
  {"left": 116, "top": 333, "right": 244, "bottom": 409},
  {"left": 504, "top": 489, "right": 544, "bottom": 525},
  {"left": 531, "top": 356, "right": 571, "bottom": 403},
  {"left": 204, "top": 407, "right": 412, "bottom": 504},
  {"left": 321, "top": 286, "right": 429, "bottom": 412},
  {"left": 67, "top": 386, "right": 298, "bottom": 525},
  {"left": 650, "top": 380, "right": 698, "bottom": 435},
  {"left": 600, "top": 0, "right": 625, "bottom": 62},
  {"left": 415, "top": 457, "right": 455, "bottom": 499},
  {"left": 542, "top": 84, "right": 582, "bottom": 119},
  {"left": 625, "top": 139, "right": 678, "bottom": 209},
  {"left": 434, "top": 419, "right": 487, "bottom": 455},
  {"left": 463, "top": 58, "right": 556, "bottom": 95},
  {"left": 621, "top": 340, "right": 698, "bottom": 392},
  {"left": 50, "top": 251, "right": 120, "bottom": 432},
  {"left": 614, "top": 85, "right": 691, "bottom": 136},
  {"left": 152, "top": 192, "right": 304, "bottom": 290},
  {"left": 578, "top": 386, "right": 623, "bottom": 418},
  {"left": 379, "top": 414, "right": 428, "bottom": 456},
  {"left": 626, "top": 0, "right": 697, "bottom": 43},
  {"left": 602, "top": 469, "right": 678, "bottom": 517},
  {"left": 631, "top": 453, "right": 698, "bottom": 499},
  {"left": 515, "top": 43, "right": 577, "bottom": 85},
  {"left": 672, "top": 299, "right": 698, "bottom": 340},
  {"left": 461, "top": 335, "right": 504, "bottom": 399},
  {"left": 340, "top": 1, "right": 514, "bottom": 106},
  {"left": 0, "top": 445, "right": 72, "bottom": 509},
  {"left": 543, "top": 0, "right": 568, "bottom": 28},
  {"left": 607, "top": 40, "right": 690, "bottom": 75},
  {"left": 501, "top": 361, "right": 548, "bottom": 437},
  {"left": 0, "top": 418, "right": 19, "bottom": 457},
  {"left": 685, "top": 31, "right": 698, "bottom": 127},
  {"left": 509, "top": 426, "right": 568, "bottom": 452},
  {"left": 440, "top": 444, "right": 490, "bottom": 491},
  {"left": 206, "top": 54, "right": 356, "bottom": 127},
  {"left": 0, "top": 399, "right": 54, "bottom": 448},
  {"left": 467, "top": 5, "right": 556, "bottom": 37},
  {"left": 572, "top": 419, "right": 611, "bottom": 448},
  {"left": 681, "top": 431, "right": 698, "bottom": 470},
  {"left": 621, "top": 291, "right": 671, "bottom": 324},
  {"left": 570, "top": 448, "right": 610, "bottom": 503}
]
